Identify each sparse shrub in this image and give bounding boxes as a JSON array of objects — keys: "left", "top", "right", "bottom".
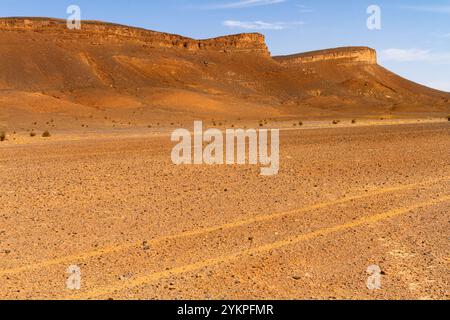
[
  {"left": 352, "top": 119, "right": 356, "bottom": 124},
  {"left": 30, "top": 131, "right": 36, "bottom": 137},
  {"left": 0, "top": 132, "right": 5, "bottom": 142},
  {"left": 332, "top": 120, "right": 340, "bottom": 125},
  {"left": 447, "top": 115, "right": 450, "bottom": 121},
  {"left": 299, "top": 121, "right": 303, "bottom": 126},
  {"left": 42, "top": 130, "right": 51, "bottom": 138}
]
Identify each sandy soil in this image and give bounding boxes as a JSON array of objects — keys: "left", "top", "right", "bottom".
[{"left": 0, "top": 122, "right": 449, "bottom": 300}]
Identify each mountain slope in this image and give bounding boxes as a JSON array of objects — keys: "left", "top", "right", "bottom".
[{"left": 0, "top": 17, "right": 449, "bottom": 130}]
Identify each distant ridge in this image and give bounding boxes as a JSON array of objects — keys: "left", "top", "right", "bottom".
[
  {"left": 0, "top": 17, "right": 270, "bottom": 55},
  {"left": 0, "top": 17, "right": 449, "bottom": 130},
  {"left": 275, "top": 47, "right": 377, "bottom": 65}
]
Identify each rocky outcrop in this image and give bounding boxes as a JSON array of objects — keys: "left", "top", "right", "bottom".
[
  {"left": 0, "top": 17, "right": 269, "bottom": 55},
  {"left": 275, "top": 47, "right": 377, "bottom": 65}
]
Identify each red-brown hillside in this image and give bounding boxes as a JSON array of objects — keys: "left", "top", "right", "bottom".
[{"left": 0, "top": 17, "right": 449, "bottom": 130}]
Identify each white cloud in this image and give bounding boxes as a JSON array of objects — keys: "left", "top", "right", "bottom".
[
  {"left": 402, "top": 5, "right": 450, "bottom": 14},
  {"left": 296, "top": 4, "right": 314, "bottom": 13},
  {"left": 202, "top": 0, "right": 286, "bottom": 10},
  {"left": 436, "top": 33, "right": 450, "bottom": 38},
  {"left": 223, "top": 20, "right": 303, "bottom": 30},
  {"left": 380, "top": 48, "right": 450, "bottom": 63},
  {"left": 425, "top": 81, "right": 450, "bottom": 92},
  {"left": 380, "top": 49, "right": 432, "bottom": 62}
]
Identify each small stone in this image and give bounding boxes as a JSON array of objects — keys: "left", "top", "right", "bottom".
[{"left": 142, "top": 241, "right": 150, "bottom": 251}]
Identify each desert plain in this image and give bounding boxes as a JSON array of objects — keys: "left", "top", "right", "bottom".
[{"left": 0, "top": 18, "right": 449, "bottom": 300}]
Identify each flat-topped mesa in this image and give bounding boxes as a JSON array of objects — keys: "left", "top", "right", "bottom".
[
  {"left": 199, "top": 33, "right": 269, "bottom": 55},
  {"left": 0, "top": 17, "right": 270, "bottom": 55},
  {"left": 275, "top": 47, "right": 378, "bottom": 65}
]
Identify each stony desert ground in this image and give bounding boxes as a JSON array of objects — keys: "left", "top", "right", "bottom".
[
  {"left": 1, "top": 17, "right": 449, "bottom": 301},
  {"left": 0, "top": 121, "right": 449, "bottom": 300}
]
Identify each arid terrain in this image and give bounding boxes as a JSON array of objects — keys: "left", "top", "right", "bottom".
[
  {"left": 0, "top": 18, "right": 449, "bottom": 300},
  {"left": 1, "top": 123, "right": 449, "bottom": 300}
]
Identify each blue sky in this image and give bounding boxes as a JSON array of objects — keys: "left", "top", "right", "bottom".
[{"left": 1, "top": 0, "right": 450, "bottom": 91}]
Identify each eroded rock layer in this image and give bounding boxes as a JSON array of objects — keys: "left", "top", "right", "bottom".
[
  {"left": 275, "top": 47, "right": 377, "bottom": 65},
  {"left": 0, "top": 17, "right": 269, "bottom": 55}
]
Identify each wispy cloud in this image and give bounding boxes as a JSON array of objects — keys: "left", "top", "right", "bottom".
[
  {"left": 200, "top": 0, "right": 286, "bottom": 10},
  {"left": 425, "top": 81, "right": 450, "bottom": 92},
  {"left": 380, "top": 48, "right": 450, "bottom": 63},
  {"left": 434, "top": 33, "right": 450, "bottom": 38},
  {"left": 380, "top": 49, "right": 431, "bottom": 62},
  {"left": 296, "top": 4, "right": 314, "bottom": 13},
  {"left": 401, "top": 5, "right": 450, "bottom": 14},
  {"left": 223, "top": 20, "right": 303, "bottom": 30}
]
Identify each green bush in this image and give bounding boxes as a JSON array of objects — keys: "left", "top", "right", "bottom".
[
  {"left": 30, "top": 131, "right": 36, "bottom": 137},
  {"left": 42, "top": 130, "right": 51, "bottom": 138},
  {"left": 0, "top": 132, "right": 5, "bottom": 142}
]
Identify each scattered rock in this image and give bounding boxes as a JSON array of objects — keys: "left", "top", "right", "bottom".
[{"left": 142, "top": 241, "right": 150, "bottom": 251}]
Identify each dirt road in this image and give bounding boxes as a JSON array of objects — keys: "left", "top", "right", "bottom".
[{"left": 0, "top": 123, "right": 449, "bottom": 300}]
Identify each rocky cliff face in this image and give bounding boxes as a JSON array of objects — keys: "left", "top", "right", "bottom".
[
  {"left": 0, "top": 17, "right": 270, "bottom": 55},
  {"left": 1, "top": 16, "right": 448, "bottom": 123},
  {"left": 275, "top": 47, "right": 377, "bottom": 65}
]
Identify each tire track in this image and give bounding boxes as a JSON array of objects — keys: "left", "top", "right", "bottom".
[
  {"left": 0, "top": 176, "right": 448, "bottom": 277},
  {"left": 67, "top": 194, "right": 450, "bottom": 299}
]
